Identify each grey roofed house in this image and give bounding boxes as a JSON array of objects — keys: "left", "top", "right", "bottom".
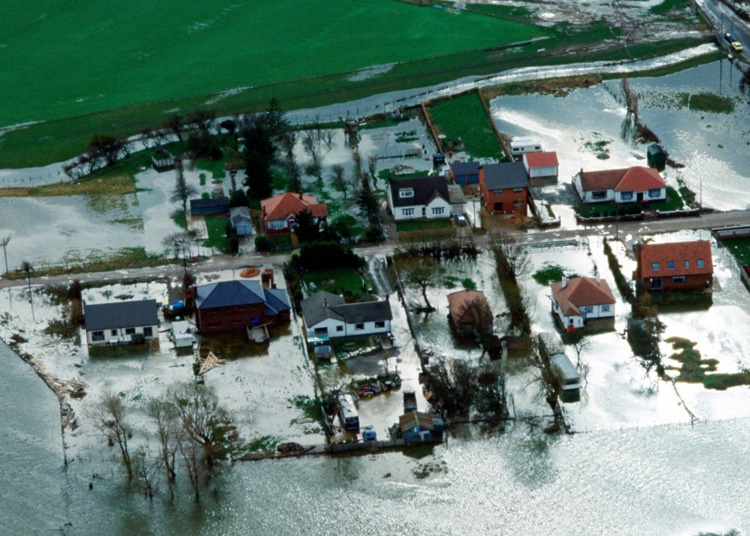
[
  {"left": 482, "top": 161, "right": 529, "bottom": 192},
  {"left": 84, "top": 299, "right": 159, "bottom": 332},
  {"left": 230, "top": 206, "right": 253, "bottom": 236},
  {"left": 449, "top": 161, "right": 481, "bottom": 176},
  {"left": 388, "top": 176, "right": 449, "bottom": 208},
  {"left": 300, "top": 291, "right": 392, "bottom": 328},
  {"left": 189, "top": 197, "right": 229, "bottom": 216}
]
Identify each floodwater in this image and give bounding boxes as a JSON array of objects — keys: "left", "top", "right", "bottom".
[
  {"left": 490, "top": 60, "right": 750, "bottom": 216},
  {"left": 4, "top": 337, "right": 750, "bottom": 535}
]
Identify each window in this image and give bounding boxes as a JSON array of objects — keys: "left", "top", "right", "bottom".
[
  {"left": 92, "top": 331, "right": 105, "bottom": 342},
  {"left": 399, "top": 188, "right": 414, "bottom": 199},
  {"left": 336, "top": 325, "right": 344, "bottom": 332},
  {"left": 355, "top": 323, "right": 365, "bottom": 331},
  {"left": 375, "top": 321, "right": 385, "bottom": 328},
  {"left": 125, "top": 327, "right": 136, "bottom": 335},
  {"left": 684, "top": 260, "right": 690, "bottom": 269},
  {"left": 111, "top": 329, "right": 118, "bottom": 336},
  {"left": 697, "top": 259, "right": 705, "bottom": 268},
  {"left": 648, "top": 188, "right": 662, "bottom": 198},
  {"left": 620, "top": 191, "right": 634, "bottom": 201},
  {"left": 402, "top": 208, "right": 415, "bottom": 217},
  {"left": 314, "top": 327, "right": 328, "bottom": 336},
  {"left": 143, "top": 327, "right": 153, "bottom": 337},
  {"left": 269, "top": 220, "right": 286, "bottom": 230},
  {"left": 667, "top": 261, "right": 675, "bottom": 270},
  {"left": 652, "top": 262, "right": 660, "bottom": 271},
  {"left": 672, "top": 276, "right": 686, "bottom": 283},
  {"left": 513, "top": 188, "right": 524, "bottom": 193},
  {"left": 432, "top": 207, "right": 445, "bottom": 216},
  {"left": 513, "top": 200, "right": 523, "bottom": 207},
  {"left": 601, "top": 304, "right": 610, "bottom": 312},
  {"left": 592, "top": 191, "right": 608, "bottom": 200},
  {"left": 584, "top": 306, "right": 593, "bottom": 314}
]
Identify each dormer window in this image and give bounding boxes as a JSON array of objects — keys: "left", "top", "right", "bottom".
[{"left": 399, "top": 188, "right": 414, "bottom": 199}]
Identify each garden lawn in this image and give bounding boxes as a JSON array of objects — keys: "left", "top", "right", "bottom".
[
  {"left": 0, "top": 0, "right": 547, "bottom": 130},
  {"left": 203, "top": 215, "right": 230, "bottom": 253},
  {"left": 721, "top": 238, "right": 750, "bottom": 267},
  {"left": 396, "top": 219, "right": 453, "bottom": 232},
  {"left": 302, "top": 268, "right": 365, "bottom": 296},
  {"left": 428, "top": 92, "right": 504, "bottom": 159}
]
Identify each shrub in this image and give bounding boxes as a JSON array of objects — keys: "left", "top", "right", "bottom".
[{"left": 254, "top": 235, "right": 273, "bottom": 252}]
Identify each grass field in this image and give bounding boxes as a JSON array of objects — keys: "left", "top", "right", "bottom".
[
  {"left": 302, "top": 267, "right": 365, "bottom": 295},
  {"left": 428, "top": 91, "right": 503, "bottom": 159},
  {"left": 0, "top": 0, "right": 548, "bottom": 129}
]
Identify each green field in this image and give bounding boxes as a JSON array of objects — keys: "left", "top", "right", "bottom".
[
  {"left": 0, "top": 0, "right": 547, "bottom": 129},
  {"left": 428, "top": 91, "right": 503, "bottom": 160}
]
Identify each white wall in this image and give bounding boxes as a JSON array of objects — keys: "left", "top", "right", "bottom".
[
  {"left": 87, "top": 324, "right": 159, "bottom": 346},
  {"left": 307, "top": 318, "right": 391, "bottom": 339},
  {"left": 529, "top": 165, "right": 558, "bottom": 178}
]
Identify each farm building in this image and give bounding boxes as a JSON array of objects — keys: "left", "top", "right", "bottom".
[
  {"left": 84, "top": 299, "right": 160, "bottom": 347},
  {"left": 194, "top": 280, "right": 291, "bottom": 335},
  {"left": 261, "top": 192, "right": 328, "bottom": 233},
  {"left": 635, "top": 240, "right": 713, "bottom": 291},
  {"left": 573, "top": 166, "right": 666, "bottom": 204},
  {"left": 449, "top": 161, "right": 481, "bottom": 185},
  {"left": 300, "top": 291, "right": 393, "bottom": 341},
  {"left": 550, "top": 276, "right": 616, "bottom": 330},
  {"left": 479, "top": 161, "right": 530, "bottom": 215},
  {"left": 387, "top": 176, "right": 452, "bottom": 221},
  {"left": 189, "top": 197, "right": 229, "bottom": 217}
]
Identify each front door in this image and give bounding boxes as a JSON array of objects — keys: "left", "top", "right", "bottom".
[{"left": 650, "top": 278, "right": 662, "bottom": 290}]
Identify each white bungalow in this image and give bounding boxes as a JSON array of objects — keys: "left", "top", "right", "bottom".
[
  {"left": 550, "top": 276, "right": 616, "bottom": 330},
  {"left": 84, "top": 299, "right": 160, "bottom": 346},
  {"left": 573, "top": 166, "right": 667, "bottom": 204},
  {"left": 300, "top": 291, "right": 393, "bottom": 340}
]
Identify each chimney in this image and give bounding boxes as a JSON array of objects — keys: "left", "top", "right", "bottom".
[
  {"left": 323, "top": 298, "right": 328, "bottom": 307},
  {"left": 262, "top": 205, "right": 266, "bottom": 216},
  {"left": 596, "top": 273, "right": 601, "bottom": 283},
  {"left": 299, "top": 190, "right": 303, "bottom": 199},
  {"left": 561, "top": 276, "right": 568, "bottom": 289}
]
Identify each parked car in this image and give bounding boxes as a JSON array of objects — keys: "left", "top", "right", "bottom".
[
  {"left": 724, "top": 33, "right": 744, "bottom": 51},
  {"left": 403, "top": 390, "right": 417, "bottom": 413}
]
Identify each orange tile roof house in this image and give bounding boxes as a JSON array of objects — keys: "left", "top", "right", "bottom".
[
  {"left": 447, "top": 289, "right": 492, "bottom": 337},
  {"left": 635, "top": 240, "right": 713, "bottom": 291},
  {"left": 573, "top": 166, "right": 666, "bottom": 204},
  {"left": 550, "top": 276, "right": 616, "bottom": 330},
  {"left": 261, "top": 192, "right": 328, "bottom": 233}
]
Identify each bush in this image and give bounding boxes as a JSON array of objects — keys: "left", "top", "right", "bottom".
[
  {"left": 364, "top": 225, "right": 384, "bottom": 243},
  {"left": 295, "top": 241, "right": 364, "bottom": 271},
  {"left": 255, "top": 235, "right": 273, "bottom": 252},
  {"left": 228, "top": 189, "right": 249, "bottom": 208}
]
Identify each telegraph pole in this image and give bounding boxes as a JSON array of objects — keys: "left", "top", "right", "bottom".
[{"left": 1, "top": 235, "right": 10, "bottom": 274}]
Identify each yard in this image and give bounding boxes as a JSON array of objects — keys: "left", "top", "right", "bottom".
[
  {"left": 301, "top": 267, "right": 368, "bottom": 296},
  {"left": 720, "top": 237, "right": 750, "bottom": 267},
  {"left": 395, "top": 219, "right": 454, "bottom": 233},
  {"left": 428, "top": 92, "right": 505, "bottom": 160}
]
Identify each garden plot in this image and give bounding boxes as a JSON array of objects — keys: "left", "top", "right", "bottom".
[{"left": 0, "top": 269, "right": 322, "bottom": 460}]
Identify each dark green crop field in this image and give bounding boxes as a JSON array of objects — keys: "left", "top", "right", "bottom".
[{"left": 0, "top": 0, "right": 548, "bottom": 128}]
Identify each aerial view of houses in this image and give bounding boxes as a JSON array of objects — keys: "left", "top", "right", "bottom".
[{"left": 0, "top": 0, "right": 749, "bottom": 533}]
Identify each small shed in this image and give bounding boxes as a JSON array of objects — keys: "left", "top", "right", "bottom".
[
  {"left": 189, "top": 197, "right": 229, "bottom": 217},
  {"left": 647, "top": 144, "right": 667, "bottom": 170},
  {"left": 399, "top": 411, "right": 444, "bottom": 443},
  {"left": 230, "top": 206, "right": 253, "bottom": 236},
  {"left": 449, "top": 161, "right": 480, "bottom": 185},
  {"left": 550, "top": 353, "right": 581, "bottom": 403},
  {"left": 171, "top": 320, "right": 195, "bottom": 349}
]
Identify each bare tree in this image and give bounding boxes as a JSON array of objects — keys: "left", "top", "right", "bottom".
[
  {"left": 170, "top": 160, "right": 197, "bottom": 216},
  {"left": 93, "top": 390, "right": 133, "bottom": 480},
  {"left": 188, "top": 110, "right": 216, "bottom": 134},
  {"left": 453, "top": 295, "right": 494, "bottom": 352},
  {"left": 140, "top": 127, "right": 154, "bottom": 150},
  {"left": 397, "top": 256, "right": 444, "bottom": 312},
  {"left": 527, "top": 340, "right": 564, "bottom": 433},
  {"left": 21, "top": 261, "right": 34, "bottom": 321},
  {"left": 330, "top": 165, "right": 350, "bottom": 199},
  {"left": 133, "top": 447, "right": 159, "bottom": 501},
  {"left": 147, "top": 399, "right": 180, "bottom": 494},
  {"left": 163, "top": 114, "right": 185, "bottom": 142},
  {"left": 162, "top": 231, "right": 198, "bottom": 266},
  {"left": 86, "top": 134, "right": 125, "bottom": 167},
  {"left": 168, "top": 382, "right": 241, "bottom": 469},
  {"left": 177, "top": 433, "right": 203, "bottom": 502},
  {"left": 490, "top": 234, "right": 530, "bottom": 280},
  {"left": 1, "top": 235, "right": 11, "bottom": 274}
]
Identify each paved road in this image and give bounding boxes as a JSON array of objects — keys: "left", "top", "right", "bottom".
[{"left": 3, "top": 209, "right": 749, "bottom": 290}]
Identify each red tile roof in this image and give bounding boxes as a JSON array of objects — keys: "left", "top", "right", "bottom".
[
  {"left": 550, "top": 277, "right": 615, "bottom": 317},
  {"left": 638, "top": 240, "right": 713, "bottom": 279},
  {"left": 525, "top": 151, "right": 559, "bottom": 168},
  {"left": 614, "top": 166, "right": 666, "bottom": 192},
  {"left": 261, "top": 192, "right": 328, "bottom": 222},
  {"left": 578, "top": 166, "right": 665, "bottom": 192}
]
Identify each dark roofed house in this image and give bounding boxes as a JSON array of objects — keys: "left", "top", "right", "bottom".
[
  {"left": 387, "top": 176, "right": 452, "bottom": 221},
  {"left": 573, "top": 166, "right": 666, "bottom": 204},
  {"left": 449, "top": 161, "right": 481, "bottom": 185},
  {"left": 550, "top": 276, "right": 616, "bottom": 331},
  {"left": 479, "top": 161, "right": 530, "bottom": 214},
  {"left": 194, "top": 280, "right": 290, "bottom": 335},
  {"left": 300, "top": 291, "right": 393, "bottom": 340},
  {"left": 635, "top": 240, "right": 713, "bottom": 291},
  {"left": 84, "top": 299, "right": 160, "bottom": 346},
  {"left": 189, "top": 197, "right": 229, "bottom": 217}
]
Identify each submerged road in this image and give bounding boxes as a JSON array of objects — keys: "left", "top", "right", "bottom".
[{"left": 2, "top": 208, "right": 749, "bottom": 291}]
